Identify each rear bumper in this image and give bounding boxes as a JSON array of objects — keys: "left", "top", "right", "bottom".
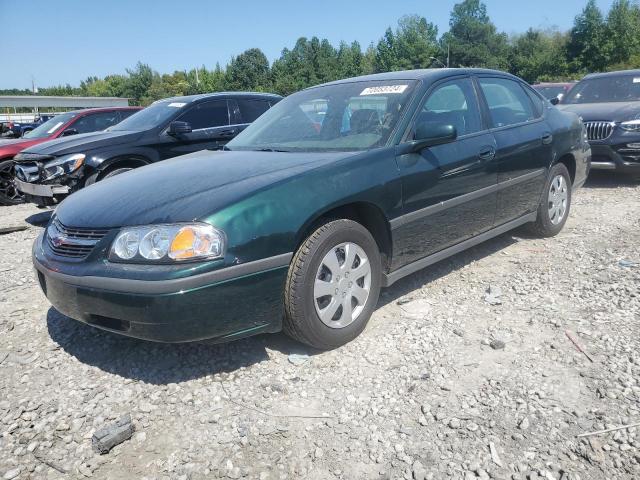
[
  {"left": 33, "top": 235, "right": 290, "bottom": 343},
  {"left": 589, "top": 144, "right": 640, "bottom": 174}
]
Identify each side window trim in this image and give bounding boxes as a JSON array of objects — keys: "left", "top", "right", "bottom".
[
  {"left": 476, "top": 75, "right": 544, "bottom": 131},
  {"left": 401, "top": 75, "right": 486, "bottom": 143}
]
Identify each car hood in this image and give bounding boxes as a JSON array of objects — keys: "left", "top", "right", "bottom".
[
  {"left": 19, "top": 130, "right": 142, "bottom": 157},
  {"left": 558, "top": 101, "right": 640, "bottom": 122},
  {"left": 55, "top": 149, "right": 356, "bottom": 228},
  {"left": 0, "top": 137, "right": 48, "bottom": 157}
]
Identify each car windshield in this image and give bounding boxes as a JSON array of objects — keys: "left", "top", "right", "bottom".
[
  {"left": 227, "top": 80, "right": 419, "bottom": 152},
  {"left": 23, "top": 112, "right": 77, "bottom": 139},
  {"left": 563, "top": 75, "right": 640, "bottom": 104},
  {"left": 535, "top": 86, "right": 567, "bottom": 100},
  {"left": 109, "top": 102, "right": 181, "bottom": 131}
]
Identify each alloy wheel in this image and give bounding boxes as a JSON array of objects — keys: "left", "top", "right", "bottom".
[
  {"left": 313, "top": 242, "right": 371, "bottom": 329},
  {"left": 0, "top": 161, "right": 23, "bottom": 204},
  {"left": 547, "top": 174, "right": 568, "bottom": 225}
]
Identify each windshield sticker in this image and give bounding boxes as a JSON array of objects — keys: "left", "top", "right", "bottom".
[
  {"left": 634, "top": 78, "right": 640, "bottom": 83},
  {"left": 47, "top": 122, "right": 64, "bottom": 134},
  {"left": 360, "top": 85, "right": 408, "bottom": 96},
  {"left": 168, "top": 102, "right": 187, "bottom": 108}
]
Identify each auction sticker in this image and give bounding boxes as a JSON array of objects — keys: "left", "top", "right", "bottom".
[
  {"left": 634, "top": 78, "right": 640, "bottom": 84},
  {"left": 47, "top": 122, "right": 64, "bottom": 134},
  {"left": 168, "top": 102, "right": 187, "bottom": 108},
  {"left": 360, "top": 85, "right": 408, "bottom": 96}
]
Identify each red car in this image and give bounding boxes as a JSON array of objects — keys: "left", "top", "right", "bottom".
[{"left": 0, "top": 107, "right": 141, "bottom": 205}]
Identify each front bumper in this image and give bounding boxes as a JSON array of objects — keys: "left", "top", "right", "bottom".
[
  {"left": 588, "top": 142, "right": 640, "bottom": 174},
  {"left": 33, "top": 234, "right": 290, "bottom": 343},
  {"left": 14, "top": 178, "right": 70, "bottom": 197}
]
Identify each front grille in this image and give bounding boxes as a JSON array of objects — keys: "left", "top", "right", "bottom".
[
  {"left": 584, "top": 121, "right": 615, "bottom": 141},
  {"left": 46, "top": 218, "right": 109, "bottom": 258},
  {"left": 14, "top": 163, "right": 39, "bottom": 182}
]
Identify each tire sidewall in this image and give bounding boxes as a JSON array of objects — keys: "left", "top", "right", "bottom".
[
  {"left": 539, "top": 163, "right": 572, "bottom": 236},
  {"left": 296, "top": 220, "right": 381, "bottom": 348},
  {"left": 0, "top": 159, "right": 24, "bottom": 205}
]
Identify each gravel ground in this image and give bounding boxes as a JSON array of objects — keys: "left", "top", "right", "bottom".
[{"left": 0, "top": 172, "right": 638, "bottom": 480}]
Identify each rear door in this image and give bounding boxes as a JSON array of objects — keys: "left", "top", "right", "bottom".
[
  {"left": 392, "top": 76, "right": 498, "bottom": 270},
  {"left": 476, "top": 76, "right": 551, "bottom": 225},
  {"left": 233, "top": 98, "right": 273, "bottom": 135}
]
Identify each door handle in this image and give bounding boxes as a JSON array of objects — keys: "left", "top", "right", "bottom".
[
  {"left": 542, "top": 132, "right": 553, "bottom": 144},
  {"left": 217, "top": 129, "right": 237, "bottom": 138},
  {"left": 478, "top": 146, "right": 496, "bottom": 161}
]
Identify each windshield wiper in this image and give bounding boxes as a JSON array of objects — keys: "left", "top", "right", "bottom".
[{"left": 254, "top": 148, "right": 291, "bottom": 152}]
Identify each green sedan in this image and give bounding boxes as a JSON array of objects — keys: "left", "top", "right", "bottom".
[{"left": 32, "top": 68, "right": 590, "bottom": 349}]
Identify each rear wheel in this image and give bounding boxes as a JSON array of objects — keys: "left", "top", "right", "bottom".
[
  {"left": 528, "top": 163, "right": 571, "bottom": 237},
  {"left": 0, "top": 159, "right": 24, "bottom": 206},
  {"left": 284, "top": 219, "right": 381, "bottom": 350}
]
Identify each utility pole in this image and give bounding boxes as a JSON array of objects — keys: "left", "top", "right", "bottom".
[{"left": 447, "top": 44, "right": 450, "bottom": 68}]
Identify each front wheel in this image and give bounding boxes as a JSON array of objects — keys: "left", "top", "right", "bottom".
[
  {"left": 0, "top": 159, "right": 24, "bottom": 206},
  {"left": 528, "top": 163, "right": 572, "bottom": 237},
  {"left": 284, "top": 219, "right": 381, "bottom": 350}
]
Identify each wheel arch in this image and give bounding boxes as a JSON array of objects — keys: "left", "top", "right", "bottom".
[
  {"left": 295, "top": 201, "right": 393, "bottom": 272},
  {"left": 555, "top": 153, "right": 576, "bottom": 185}
]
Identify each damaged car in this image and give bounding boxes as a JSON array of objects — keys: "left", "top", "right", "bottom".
[
  {"left": 14, "top": 92, "right": 281, "bottom": 206},
  {"left": 33, "top": 69, "right": 589, "bottom": 349}
]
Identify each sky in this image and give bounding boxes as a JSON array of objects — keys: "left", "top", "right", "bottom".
[{"left": 0, "top": 0, "right": 617, "bottom": 89}]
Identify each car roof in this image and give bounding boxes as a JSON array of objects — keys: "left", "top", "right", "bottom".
[
  {"left": 316, "top": 68, "right": 522, "bottom": 88},
  {"left": 69, "top": 106, "right": 143, "bottom": 116},
  {"left": 583, "top": 69, "right": 640, "bottom": 79},
  {"left": 153, "top": 92, "right": 282, "bottom": 105}
]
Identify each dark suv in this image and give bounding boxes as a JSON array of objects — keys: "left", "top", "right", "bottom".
[
  {"left": 14, "top": 92, "right": 281, "bottom": 206},
  {"left": 559, "top": 69, "right": 640, "bottom": 176}
]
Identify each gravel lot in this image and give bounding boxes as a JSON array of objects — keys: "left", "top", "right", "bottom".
[{"left": 0, "top": 172, "right": 638, "bottom": 480}]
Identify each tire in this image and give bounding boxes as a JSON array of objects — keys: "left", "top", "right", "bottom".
[
  {"left": 528, "top": 162, "right": 572, "bottom": 237},
  {"left": 0, "top": 159, "right": 24, "bottom": 206},
  {"left": 284, "top": 219, "right": 382, "bottom": 350},
  {"left": 101, "top": 167, "right": 133, "bottom": 180}
]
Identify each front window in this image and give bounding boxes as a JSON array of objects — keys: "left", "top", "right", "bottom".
[
  {"left": 534, "top": 86, "right": 566, "bottom": 100},
  {"left": 563, "top": 75, "right": 640, "bottom": 104},
  {"left": 110, "top": 101, "right": 183, "bottom": 131},
  {"left": 23, "top": 112, "right": 78, "bottom": 139},
  {"left": 228, "top": 80, "right": 418, "bottom": 152}
]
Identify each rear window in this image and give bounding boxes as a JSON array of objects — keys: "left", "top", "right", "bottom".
[{"left": 237, "top": 99, "right": 271, "bottom": 123}]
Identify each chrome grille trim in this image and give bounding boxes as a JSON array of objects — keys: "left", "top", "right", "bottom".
[
  {"left": 584, "top": 121, "right": 615, "bottom": 141},
  {"left": 46, "top": 218, "right": 109, "bottom": 258}
]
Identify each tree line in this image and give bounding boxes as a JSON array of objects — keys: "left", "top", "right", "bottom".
[{"left": 3, "top": 0, "right": 640, "bottom": 106}]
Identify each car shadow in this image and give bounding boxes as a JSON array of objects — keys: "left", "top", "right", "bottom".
[
  {"left": 377, "top": 231, "right": 519, "bottom": 308},
  {"left": 583, "top": 171, "right": 639, "bottom": 189},
  {"left": 25, "top": 210, "right": 53, "bottom": 227},
  {"left": 46, "top": 307, "right": 317, "bottom": 385}
]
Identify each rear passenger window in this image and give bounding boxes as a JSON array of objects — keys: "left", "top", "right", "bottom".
[
  {"left": 413, "top": 78, "right": 482, "bottom": 137},
  {"left": 178, "top": 100, "right": 230, "bottom": 130},
  {"left": 479, "top": 78, "right": 535, "bottom": 127},
  {"left": 71, "top": 111, "right": 121, "bottom": 134},
  {"left": 237, "top": 99, "right": 271, "bottom": 123}
]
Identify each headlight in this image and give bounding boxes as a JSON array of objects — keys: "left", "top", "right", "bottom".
[
  {"left": 43, "top": 153, "right": 85, "bottom": 180},
  {"left": 110, "top": 223, "right": 225, "bottom": 263},
  {"left": 620, "top": 119, "right": 640, "bottom": 132}
]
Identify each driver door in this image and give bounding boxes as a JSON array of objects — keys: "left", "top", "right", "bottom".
[
  {"left": 392, "top": 77, "right": 498, "bottom": 270},
  {"left": 157, "top": 99, "right": 235, "bottom": 160}
]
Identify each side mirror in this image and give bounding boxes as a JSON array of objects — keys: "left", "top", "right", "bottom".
[
  {"left": 168, "top": 121, "right": 192, "bottom": 136},
  {"left": 550, "top": 97, "right": 560, "bottom": 105},
  {"left": 61, "top": 128, "right": 78, "bottom": 137},
  {"left": 405, "top": 123, "right": 457, "bottom": 153}
]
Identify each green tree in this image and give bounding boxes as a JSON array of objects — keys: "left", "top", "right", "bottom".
[
  {"left": 604, "top": 0, "right": 640, "bottom": 67},
  {"left": 441, "top": 0, "right": 510, "bottom": 69},
  {"left": 509, "top": 29, "right": 570, "bottom": 82},
  {"left": 225, "top": 48, "right": 271, "bottom": 91},
  {"left": 567, "top": 0, "right": 609, "bottom": 73},
  {"left": 123, "top": 62, "right": 154, "bottom": 105},
  {"left": 374, "top": 15, "right": 438, "bottom": 72}
]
